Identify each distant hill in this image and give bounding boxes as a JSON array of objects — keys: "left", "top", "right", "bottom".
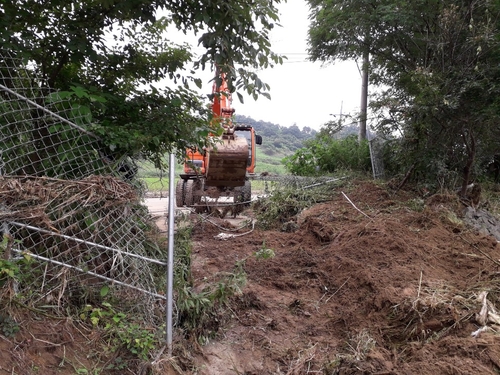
[{"left": 235, "top": 115, "right": 317, "bottom": 174}]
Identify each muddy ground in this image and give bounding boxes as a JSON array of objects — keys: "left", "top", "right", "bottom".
[
  {"left": 3, "top": 179, "right": 500, "bottom": 374},
  {"left": 185, "top": 180, "right": 500, "bottom": 374}
]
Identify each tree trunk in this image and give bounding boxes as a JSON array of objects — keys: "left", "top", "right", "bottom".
[{"left": 358, "top": 50, "right": 369, "bottom": 142}]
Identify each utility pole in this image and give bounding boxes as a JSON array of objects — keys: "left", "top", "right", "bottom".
[{"left": 359, "top": 50, "right": 369, "bottom": 142}]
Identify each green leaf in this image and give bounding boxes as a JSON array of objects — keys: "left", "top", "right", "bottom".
[
  {"left": 70, "top": 86, "right": 88, "bottom": 98},
  {"left": 171, "top": 97, "right": 182, "bottom": 107},
  {"left": 100, "top": 285, "right": 110, "bottom": 297}
]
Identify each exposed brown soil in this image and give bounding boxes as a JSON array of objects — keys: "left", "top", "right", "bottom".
[
  {"left": 3, "top": 179, "right": 500, "bottom": 374},
  {"left": 187, "top": 180, "right": 500, "bottom": 374},
  {"left": 0, "top": 307, "right": 105, "bottom": 375}
]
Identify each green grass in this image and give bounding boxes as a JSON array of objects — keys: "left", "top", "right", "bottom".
[
  {"left": 255, "top": 162, "right": 286, "bottom": 175},
  {"left": 140, "top": 177, "right": 172, "bottom": 192},
  {"left": 255, "top": 149, "right": 287, "bottom": 175},
  {"left": 250, "top": 180, "right": 267, "bottom": 193}
]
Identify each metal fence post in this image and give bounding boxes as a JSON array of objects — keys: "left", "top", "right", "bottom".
[{"left": 166, "top": 152, "right": 175, "bottom": 354}]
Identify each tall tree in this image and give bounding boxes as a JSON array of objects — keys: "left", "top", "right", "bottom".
[
  {"left": 307, "top": 0, "right": 500, "bottom": 189},
  {"left": 0, "top": 0, "right": 284, "bottom": 168}
]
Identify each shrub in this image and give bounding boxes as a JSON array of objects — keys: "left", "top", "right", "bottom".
[{"left": 283, "top": 135, "right": 371, "bottom": 176}]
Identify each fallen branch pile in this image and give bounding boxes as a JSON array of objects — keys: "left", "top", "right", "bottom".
[{"left": 0, "top": 175, "right": 139, "bottom": 225}]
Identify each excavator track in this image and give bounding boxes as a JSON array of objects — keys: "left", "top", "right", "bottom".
[
  {"left": 176, "top": 179, "right": 202, "bottom": 207},
  {"left": 175, "top": 179, "right": 185, "bottom": 207}
]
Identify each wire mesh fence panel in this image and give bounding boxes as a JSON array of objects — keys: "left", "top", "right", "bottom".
[
  {"left": 0, "top": 49, "right": 167, "bottom": 321},
  {"left": 369, "top": 136, "right": 385, "bottom": 179}
]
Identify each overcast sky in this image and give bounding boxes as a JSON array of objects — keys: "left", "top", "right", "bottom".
[
  {"left": 235, "top": 1, "right": 363, "bottom": 131},
  {"left": 162, "top": 1, "right": 363, "bottom": 131}
]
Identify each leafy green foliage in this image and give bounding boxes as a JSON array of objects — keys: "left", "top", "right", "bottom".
[
  {"left": 168, "top": 0, "right": 285, "bottom": 98},
  {"left": 0, "top": 235, "right": 32, "bottom": 287},
  {"left": 307, "top": 0, "right": 500, "bottom": 190},
  {"left": 173, "top": 225, "right": 246, "bottom": 342},
  {"left": 80, "top": 302, "right": 157, "bottom": 360},
  {"left": 282, "top": 148, "right": 319, "bottom": 176},
  {"left": 254, "top": 181, "right": 335, "bottom": 230},
  {"left": 283, "top": 134, "right": 371, "bottom": 176},
  {"left": 0, "top": 314, "right": 20, "bottom": 338},
  {"left": 0, "top": 258, "right": 19, "bottom": 286},
  {"left": 1, "top": 0, "right": 285, "bottom": 168},
  {"left": 254, "top": 241, "right": 275, "bottom": 260},
  {"left": 255, "top": 187, "right": 310, "bottom": 229}
]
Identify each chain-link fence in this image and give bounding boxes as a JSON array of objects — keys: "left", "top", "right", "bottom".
[
  {"left": 369, "top": 135, "right": 385, "bottom": 179},
  {"left": 0, "top": 50, "right": 167, "bottom": 321}
]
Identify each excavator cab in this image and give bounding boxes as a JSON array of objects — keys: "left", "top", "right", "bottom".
[
  {"left": 184, "top": 148, "right": 205, "bottom": 175},
  {"left": 233, "top": 126, "right": 262, "bottom": 174}
]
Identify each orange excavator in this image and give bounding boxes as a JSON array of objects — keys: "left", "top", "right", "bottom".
[{"left": 176, "top": 73, "right": 262, "bottom": 213}]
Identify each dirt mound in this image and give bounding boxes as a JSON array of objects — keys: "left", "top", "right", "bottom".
[
  {"left": 0, "top": 307, "right": 102, "bottom": 375},
  {"left": 190, "top": 180, "right": 500, "bottom": 374},
  {"left": 3, "top": 179, "right": 500, "bottom": 374}
]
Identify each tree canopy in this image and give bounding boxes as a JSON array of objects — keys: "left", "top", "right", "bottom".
[
  {"left": 0, "top": 0, "right": 284, "bottom": 167},
  {"left": 306, "top": 0, "right": 500, "bottom": 191}
]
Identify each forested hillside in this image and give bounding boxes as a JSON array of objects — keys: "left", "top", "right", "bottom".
[{"left": 236, "top": 114, "right": 317, "bottom": 174}]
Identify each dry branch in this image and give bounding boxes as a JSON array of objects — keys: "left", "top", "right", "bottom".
[
  {"left": 341, "top": 191, "right": 372, "bottom": 219},
  {"left": 0, "top": 175, "right": 164, "bottom": 318},
  {"left": 0, "top": 175, "right": 139, "bottom": 226}
]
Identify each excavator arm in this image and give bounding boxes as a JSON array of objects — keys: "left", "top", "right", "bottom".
[
  {"left": 203, "top": 72, "right": 249, "bottom": 187},
  {"left": 177, "top": 71, "right": 262, "bottom": 214}
]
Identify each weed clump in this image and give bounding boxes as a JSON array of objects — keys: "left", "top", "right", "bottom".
[
  {"left": 254, "top": 177, "right": 341, "bottom": 229},
  {"left": 174, "top": 225, "right": 247, "bottom": 343}
]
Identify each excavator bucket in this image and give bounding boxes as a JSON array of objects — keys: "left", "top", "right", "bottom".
[{"left": 205, "top": 136, "right": 248, "bottom": 187}]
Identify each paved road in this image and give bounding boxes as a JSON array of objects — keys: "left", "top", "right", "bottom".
[
  {"left": 144, "top": 198, "right": 174, "bottom": 232},
  {"left": 144, "top": 197, "right": 170, "bottom": 216},
  {"left": 144, "top": 196, "right": 259, "bottom": 232}
]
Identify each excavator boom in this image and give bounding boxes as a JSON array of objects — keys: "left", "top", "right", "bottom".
[{"left": 205, "top": 73, "right": 248, "bottom": 187}]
